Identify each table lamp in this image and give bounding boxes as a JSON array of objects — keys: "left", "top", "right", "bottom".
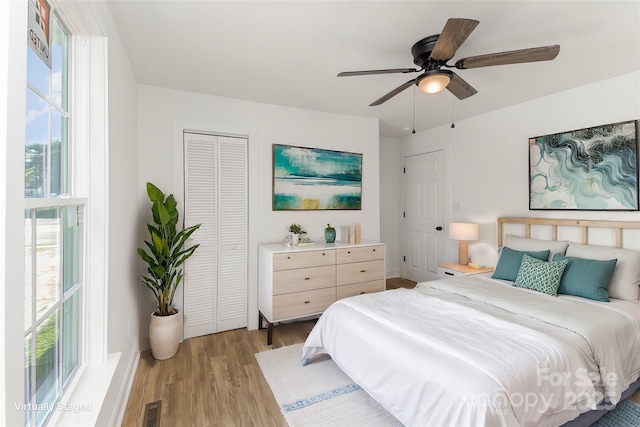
[{"left": 449, "top": 222, "right": 478, "bottom": 265}]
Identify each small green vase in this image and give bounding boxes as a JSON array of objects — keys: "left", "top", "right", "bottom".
[{"left": 324, "top": 223, "right": 336, "bottom": 243}]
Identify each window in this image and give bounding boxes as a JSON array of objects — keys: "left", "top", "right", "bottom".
[{"left": 24, "top": 11, "right": 84, "bottom": 427}]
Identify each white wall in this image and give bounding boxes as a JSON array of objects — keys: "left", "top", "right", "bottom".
[
  {"left": 398, "top": 71, "right": 640, "bottom": 269},
  {"left": 137, "top": 84, "right": 380, "bottom": 337},
  {"left": 380, "top": 136, "right": 402, "bottom": 278}
]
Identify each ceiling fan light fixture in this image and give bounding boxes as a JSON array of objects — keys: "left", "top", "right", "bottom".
[{"left": 417, "top": 70, "right": 453, "bottom": 94}]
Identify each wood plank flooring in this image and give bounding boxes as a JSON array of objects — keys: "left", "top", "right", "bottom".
[
  {"left": 122, "top": 319, "right": 314, "bottom": 427},
  {"left": 123, "top": 279, "right": 411, "bottom": 426}
]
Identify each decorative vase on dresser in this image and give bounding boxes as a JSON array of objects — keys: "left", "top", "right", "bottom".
[
  {"left": 258, "top": 241, "right": 385, "bottom": 344},
  {"left": 324, "top": 224, "right": 336, "bottom": 243}
]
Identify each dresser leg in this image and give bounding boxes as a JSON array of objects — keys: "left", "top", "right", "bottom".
[{"left": 258, "top": 311, "right": 274, "bottom": 345}]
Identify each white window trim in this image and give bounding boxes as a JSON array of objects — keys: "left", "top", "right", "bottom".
[
  {"left": 47, "top": 32, "right": 115, "bottom": 427},
  {"left": 2, "top": 2, "right": 29, "bottom": 426}
]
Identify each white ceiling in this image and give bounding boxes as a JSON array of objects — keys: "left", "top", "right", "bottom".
[{"left": 106, "top": 1, "right": 640, "bottom": 137}]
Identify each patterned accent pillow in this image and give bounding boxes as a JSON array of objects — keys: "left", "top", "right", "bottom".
[{"left": 514, "top": 253, "right": 568, "bottom": 296}]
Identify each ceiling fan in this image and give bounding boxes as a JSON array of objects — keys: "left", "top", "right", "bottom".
[{"left": 338, "top": 18, "right": 560, "bottom": 106}]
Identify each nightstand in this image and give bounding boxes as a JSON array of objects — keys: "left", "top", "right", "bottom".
[{"left": 438, "top": 262, "right": 493, "bottom": 279}]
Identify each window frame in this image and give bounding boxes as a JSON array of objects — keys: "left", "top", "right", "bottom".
[
  {"left": 21, "top": 2, "right": 110, "bottom": 425},
  {"left": 23, "top": 9, "right": 87, "bottom": 426}
]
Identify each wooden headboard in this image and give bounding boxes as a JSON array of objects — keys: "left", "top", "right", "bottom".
[{"left": 497, "top": 217, "right": 640, "bottom": 249}]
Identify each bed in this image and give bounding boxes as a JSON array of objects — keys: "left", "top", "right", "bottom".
[{"left": 301, "top": 217, "right": 640, "bottom": 427}]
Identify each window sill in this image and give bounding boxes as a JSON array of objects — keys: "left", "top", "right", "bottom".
[{"left": 50, "top": 352, "right": 121, "bottom": 427}]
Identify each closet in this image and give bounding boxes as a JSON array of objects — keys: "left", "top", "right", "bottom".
[{"left": 182, "top": 132, "right": 248, "bottom": 339}]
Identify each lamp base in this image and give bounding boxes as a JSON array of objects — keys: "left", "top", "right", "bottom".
[{"left": 458, "top": 241, "right": 469, "bottom": 265}]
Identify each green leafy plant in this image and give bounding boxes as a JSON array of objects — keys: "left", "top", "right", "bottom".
[
  {"left": 137, "top": 182, "right": 201, "bottom": 316},
  {"left": 288, "top": 223, "right": 304, "bottom": 234}
]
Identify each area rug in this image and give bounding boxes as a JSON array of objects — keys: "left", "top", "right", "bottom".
[
  {"left": 255, "top": 343, "right": 402, "bottom": 426},
  {"left": 256, "top": 344, "right": 640, "bottom": 427}
]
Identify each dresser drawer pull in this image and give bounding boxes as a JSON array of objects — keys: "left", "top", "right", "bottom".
[
  {"left": 372, "top": 248, "right": 376, "bottom": 251},
  {"left": 287, "top": 256, "right": 291, "bottom": 259},
  {"left": 304, "top": 277, "right": 310, "bottom": 280},
  {"left": 347, "top": 251, "right": 351, "bottom": 254},
  {"left": 304, "top": 300, "right": 310, "bottom": 304},
  {"left": 360, "top": 291, "right": 366, "bottom": 295},
  {"left": 322, "top": 252, "right": 326, "bottom": 256},
  {"left": 360, "top": 269, "right": 366, "bottom": 273},
  {"left": 445, "top": 271, "right": 454, "bottom": 276}
]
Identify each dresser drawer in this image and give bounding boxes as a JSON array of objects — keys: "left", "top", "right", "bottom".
[
  {"left": 273, "top": 250, "right": 335, "bottom": 270},
  {"left": 337, "top": 259, "right": 384, "bottom": 286},
  {"left": 336, "top": 245, "right": 384, "bottom": 264},
  {"left": 336, "top": 280, "right": 385, "bottom": 299},
  {"left": 273, "top": 265, "right": 336, "bottom": 295},
  {"left": 273, "top": 287, "right": 336, "bottom": 320}
]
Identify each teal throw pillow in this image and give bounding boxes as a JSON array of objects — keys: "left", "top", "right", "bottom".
[
  {"left": 514, "top": 254, "right": 568, "bottom": 296},
  {"left": 492, "top": 247, "right": 551, "bottom": 282},
  {"left": 552, "top": 254, "right": 617, "bottom": 302}
]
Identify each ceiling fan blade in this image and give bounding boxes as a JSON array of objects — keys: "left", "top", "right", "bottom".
[
  {"left": 455, "top": 45, "right": 560, "bottom": 69},
  {"left": 337, "top": 68, "right": 420, "bottom": 77},
  {"left": 370, "top": 79, "right": 416, "bottom": 106},
  {"left": 446, "top": 72, "right": 477, "bottom": 100},
  {"left": 429, "top": 18, "right": 479, "bottom": 62}
]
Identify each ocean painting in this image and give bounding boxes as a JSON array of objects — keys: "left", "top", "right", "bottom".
[
  {"left": 273, "top": 144, "right": 362, "bottom": 210},
  {"left": 529, "top": 120, "right": 639, "bottom": 210}
]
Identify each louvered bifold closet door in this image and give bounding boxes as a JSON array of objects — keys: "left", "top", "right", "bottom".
[
  {"left": 183, "top": 133, "right": 247, "bottom": 339},
  {"left": 216, "top": 136, "right": 247, "bottom": 331}
]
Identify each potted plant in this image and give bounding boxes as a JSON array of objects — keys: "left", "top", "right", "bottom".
[
  {"left": 288, "top": 223, "right": 304, "bottom": 245},
  {"left": 137, "top": 182, "right": 201, "bottom": 360}
]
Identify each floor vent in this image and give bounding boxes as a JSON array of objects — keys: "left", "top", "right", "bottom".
[{"left": 143, "top": 400, "right": 162, "bottom": 427}]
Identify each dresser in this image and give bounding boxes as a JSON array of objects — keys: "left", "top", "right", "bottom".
[{"left": 259, "top": 241, "right": 385, "bottom": 344}]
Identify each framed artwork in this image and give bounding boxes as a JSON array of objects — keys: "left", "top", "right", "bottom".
[
  {"left": 529, "top": 120, "right": 639, "bottom": 210},
  {"left": 272, "top": 144, "right": 362, "bottom": 210}
]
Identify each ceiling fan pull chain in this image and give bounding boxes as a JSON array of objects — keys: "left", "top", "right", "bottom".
[
  {"left": 412, "top": 86, "right": 416, "bottom": 134},
  {"left": 451, "top": 98, "right": 456, "bottom": 129}
]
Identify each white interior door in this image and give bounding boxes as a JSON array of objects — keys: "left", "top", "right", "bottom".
[
  {"left": 403, "top": 150, "right": 444, "bottom": 282},
  {"left": 183, "top": 132, "right": 247, "bottom": 339}
]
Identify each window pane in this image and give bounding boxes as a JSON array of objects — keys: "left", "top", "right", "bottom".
[
  {"left": 51, "top": 15, "right": 68, "bottom": 111},
  {"left": 50, "top": 110, "right": 68, "bottom": 197},
  {"left": 25, "top": 88, "right": 49, "bottom": 198},
  {"left": 35, "top": 208, "right": 60, "bottom": 319},
  {"left": 62, "top": 206, "right": 80, "bottom": 293},
  {"left": 26, "top": 47, "right": 49, "bottom": 96},
  {"left": 62, "top": 291, "right": 80, "bottom": 385},
  {"left": 25, "top": 333, "right": 33, "bottom": 427},
  {"left": 25, "top": 209, "right": 33, "bottom": 331},
  {"left": 35, "top": 311, "right": 59, "bottom": 426}
]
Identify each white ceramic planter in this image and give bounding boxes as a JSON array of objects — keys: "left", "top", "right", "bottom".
[{"left": 149, "top": 310, "right": 182, "bottom": 360}]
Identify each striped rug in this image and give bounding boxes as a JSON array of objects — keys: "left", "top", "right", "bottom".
[{"left": 256, "top": 343, "right": 640, "bottom": 427}]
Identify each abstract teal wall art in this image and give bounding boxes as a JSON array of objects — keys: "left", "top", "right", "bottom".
[
  {"left": 529, "top": 120, "right": 639, "bottom": 210},
  {"left": 272, "top": 144, "right": 362, "bottom": 210}
]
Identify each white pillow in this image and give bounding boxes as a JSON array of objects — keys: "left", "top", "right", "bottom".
[
  {"left": 565, "top": 243, "right": 640, "bottom": 302},
  {"left": 504, "top": 234, "right": 570, "bottom": 261}
]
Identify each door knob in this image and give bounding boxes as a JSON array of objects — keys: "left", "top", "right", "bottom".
[{"left": 436, "top": 226, "right": 443, "bottom": 231}]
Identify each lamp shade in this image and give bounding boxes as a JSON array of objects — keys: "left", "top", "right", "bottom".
[
  {"left": 417, "top": 70, "right": 453, "bottom": 94},
  {"left": 449, "top": 223, "right": 478, "bottom": 241}
]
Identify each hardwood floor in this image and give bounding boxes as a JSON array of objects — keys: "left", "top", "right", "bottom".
[
  {"left": 122, "top": 319, "right": 315, "bottom": 427},
  {"left": 123, "top": 276, "right": 640, "bottom": 426},
  {"left": 123, "top": 278, "right": 410, "bottom": 426},
  {"left": 386, "top": 277, "right": 416, "bottom": 290}
]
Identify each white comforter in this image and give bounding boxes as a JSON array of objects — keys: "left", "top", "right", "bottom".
[{"left": 301, "top": 276, "right": 640, "bottom": 427}]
